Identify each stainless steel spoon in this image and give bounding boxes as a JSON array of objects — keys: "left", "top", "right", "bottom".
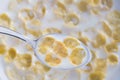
[{"left": 0, "top": 26, "right": 92, "bottom": 70}]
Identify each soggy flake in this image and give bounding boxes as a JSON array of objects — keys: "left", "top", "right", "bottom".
[
  {"left": 69, "top": 48, "right": 86, "bottom": 65},
  {"left": 95, "top": 59, "right": 107, "bottom": 71},
  {"left": 0, "top": 13, "right": 11, "bottom": 26},
  {"left": 64, "top": 37, "right": 79, "bottom": 49},
  {"left": 15, "top": 54, "right": 32, "bottom": 69},
  {"left": 77, "top": 1, "right": 88, "bottom": 12},
  {"left": 64, "top": 13, "right": 80, "bottom": 26},
  {"left": 0, "top": 44, "right": 6, "bottom": 55},
  {"left": 102, "top": 21, "right": 112, "bottom": 37},
  {"left": 100, "top": 0, "right": 113, "bottom": 10},
  {"left": 43, "top": 27, "right": 62, "bottom": 34},
  {"left": 4, "top": 48, "right": 17, "bottom": 63},
  {"left": 108, "top": 54, "right": 119, "bottom": 65},
  {"left": 53, "top": 41, "right": 68, "bottom": 57},
  {"left": 105, "top": 41, "right": 118, "bottom": 53},
  {"left": 19, "top": 8, "right": 35, "bottom": 21},
  {"left": 45, "top": 53, "right": 61, "bottom": 66},
  {"left": 89, "top": 71, "right": 105, "bottom": 80}
]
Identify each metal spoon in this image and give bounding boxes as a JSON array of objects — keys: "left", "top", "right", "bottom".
[{"left": 0, "top": 26, "right": 91, "bottom": 70}]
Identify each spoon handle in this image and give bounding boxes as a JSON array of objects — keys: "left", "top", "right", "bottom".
[{"left": 0, "top": 26, "right": 35, "bottom": 47}]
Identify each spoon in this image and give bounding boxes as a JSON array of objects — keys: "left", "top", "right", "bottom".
[{"left": 0, "top": 26, "right": 91, "bottom": 70}]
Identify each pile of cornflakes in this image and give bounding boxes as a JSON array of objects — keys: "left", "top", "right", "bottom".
[{"left": 0, "top": 0, "right": 120, "bottom": 80}]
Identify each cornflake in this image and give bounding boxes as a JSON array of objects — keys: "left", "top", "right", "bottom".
[
  {"left": 102, "top": 21, "right": 112, "bottom": 37},
  {"left": 15, "top": 54, "right": 32, "bottom": 69},
  {"left": 54, "top": 1, "right": 67, "bottom": 18},
  {"left": 19, "top": 8, "right": 35, "bottom": 21},
  {"left": 78, "top": 36, "right": 89, "bottom": 45},
  {"left": 91, "top": 50, "right": 96, "bottom": 61},
  {"left": 30, "top": 19, "right": 41, "bottom": 26},
  {"left": 33, "top": 2, "right": 46, "bottom": 18},
  {"left": 112, "top": 32, "right": 120, "bottom": 42},
  {"left": 77, "top": 1, "right": 88, "bottom": 12},
  {"left": 64, "top": 0, "right": 74, "bottom": 4},
  {"left": 53, "top": 41, "right": 68, "bottom": 57},
  {"left": 39, "top": 37, "right": 55, "bottom": 54},
  {"left": 89, "top": 71, "right": 105, "bottom": 80},
  {"left": 108, "top": 54, "right": 119, "bottom": 65},
  {"left": 0, "top": 44, "right": 6, "bottom": 55},
  {"left": 35, "top": 61, "right": 50, "bottom": 72},
  {"left": 63, "top": 37, "right": 79, "bottom": 49},
  {"left": 95, "top": 32, "right": 106, "bottom": 47},
  {"left": 27, "top": 29, "right": 42, "bottom": 38},
  {"left": 107, "top": 11, "right": 120, "bottom": 26},
  {"left": 95, "top": 59, "right": 107, "bottom": 71},
  {"left": 105, "top": 41, "right": 118, "bottom": 53},
  {"left": 64, "top": 13, "right": 80, "bottom": 26},
  {"left": 25, "top": 74, "right": 36, "bottom": 80},
  {"left": 4, "top": 48, "right": 17, "bottom": 63},
  {"left": 6, "top": 67, "right": 23, "bottom": 80},
  {"left": 100, "top": 0, "right": 113, "bottom": 10},
  {"left": 69, "top": 48, "right": 86, "bottom": 65},
  {"left": 0, "top": 13, "right": 11, "bottom": 26},
  {"left": 45, "top": 53, "right": 61, "bottom": 66},
  {"left": 43, "top": 27, "right": 62, "bottom": 34},
  {"left": 87, "top": 0, "right": 100, "bottom": 7}
]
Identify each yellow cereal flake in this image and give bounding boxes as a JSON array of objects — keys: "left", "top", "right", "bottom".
[
  {"left": 87, "top": 0, "right": 100, "bottom": 6},
  {"left": 57, "top": 1, "right": 66, "bottom": 12},
  {"left": 102, "top": 21, "right": 112, "bottom": 37},
  {"left": 42, "top": 37, "right": 55, "bottom": 47},
  {"left": 31, "top": 62, "right": 45, "bottom": 75},
  {"left": 54, "top": 1, "right": 67, "bottom": 18},
  {"left": 19, "top": 8, "right": 35, "bottom": 21},
  {"left": 113, "top": 32, "right": 120, "bottom": 42},
  {"left": 0, "top": 44, "right": 6, "bottom": 55},
  {"left": 100, "top": 0, "right": 113, "bottom": 10},
  {"left": 91, "top": 41, "right": 100, "bottom": 48},
  {"left": 90, "top": 8, "right": 100, "bottom": 15},
  {"left": 64, "top": 0, "right": 73, "bottom": 4},
  {"left": 91, "top": 50, "right": 96, "bottom": 61},
  {"left": 78, "top": 36, "right": 89, "bottom": 45},
  {"left": 69, "top": 48, "right": 86, "bottom": 65},
  {"left": 6, "top": 67, "right": 23, "bottom": 80},
  {"left": 25, "top": 74, "right": 36, "bottom": 80},
  {"left": 39, "top": 44, "right": 48, "bottom": 54},
  {"left": 4, "top": 48, "right": 17, "bottom": 63},
  {"left": 8, "top": 48, "right": 17, "bottom": 59},
  {"left": 105, "top": 41, "right": 118, "bottom": 53},
  {"left": 33, "top": 3, "right": 46, "bottom": 18},
  {"left": 64, "top": 37, "right": 79, "bottom": 49},
  {"left": 89, "top": 71, "right": 105, "bottom": 80},
  {"left": 77, "top": 1, "right": 88, "bottom": 12},
  {"left": 44, "top": 27, "right": 62, "bottom": 34},
  {"left": 95, "top": 59, "right": 107, "bottom": 71},
  {"left": 35, "top": 61, "right": 50, "bottom": 72},
  {"left": 31, "top": 19, "right": 41, "bottom": 26},
  {"left": 95, "top": 33, "right": 106, "bottom": 47},
  {"left": 15, "top": 54, "right": 32, "bottom": 69},
  {"left": 108, "top": 54, "right": 119, "bottom": 64},
  {"left": 0, "top": 13, "right": 11, "bottom": 26},
  {"left": 45, "top": 53, "right": 61, "bottom": 66},
  {"left": 27, "top": 29, "right": 42, "bottom": 37},
  {"left": 107, "top": 11, "right": 120, "bottom": 26},
  {"left": 64, "top": 13, "right": 79, "bottom": 26},
  {"left": 53, "top": 41, "right": 68, "bottom": 57}
]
